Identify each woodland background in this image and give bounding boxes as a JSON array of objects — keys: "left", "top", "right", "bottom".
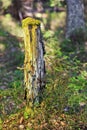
[{"left": 0, "top": 0, "right": 87, "bottom": 130}]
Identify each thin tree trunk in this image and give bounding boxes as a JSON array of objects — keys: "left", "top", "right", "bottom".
[
  {"left": 66, "top": 0, "right": 85, "bottom": 38},
  {"left": 19, "top": 0, "right": 34, "bottom": 20}
]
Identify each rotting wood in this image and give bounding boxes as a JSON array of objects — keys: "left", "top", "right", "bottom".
[{"left": 22, "top": 17, "right": 45, "bottom": 107}]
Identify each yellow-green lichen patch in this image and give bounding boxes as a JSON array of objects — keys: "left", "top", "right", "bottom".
[{"left": 22, "top": 17, "right": 41, "bottom": 28}]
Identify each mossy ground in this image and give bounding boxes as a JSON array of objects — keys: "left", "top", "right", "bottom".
[{"left": 0, "top": 12, "right": 87, "bottom": 130}]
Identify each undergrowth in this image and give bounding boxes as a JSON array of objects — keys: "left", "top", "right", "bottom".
[
  {"left": 1, "top": 27, "right": 87, "bottom": 130},
  {"left": 42, "top": 29, "right": 87, "bottom": 129}
]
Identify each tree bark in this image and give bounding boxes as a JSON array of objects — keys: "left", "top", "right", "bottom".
[{"left": 66, "top": 0, "right": 85, "bottom": 38}]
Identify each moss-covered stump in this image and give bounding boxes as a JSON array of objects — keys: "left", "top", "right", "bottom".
[{"left": 22, "top": 17, "right": 45, "bottom": 107}]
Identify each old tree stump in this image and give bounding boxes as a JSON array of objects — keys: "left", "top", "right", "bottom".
[{"left": 22, "top": 17, "right": 45, "bottom": 107}]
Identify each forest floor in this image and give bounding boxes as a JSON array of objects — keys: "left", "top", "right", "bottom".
[
  {"left": 0, "top": 33, "right": 24, "bottom": 115},
  {"left": 0, "top": 13, "right": 87, "bottom": 130}
]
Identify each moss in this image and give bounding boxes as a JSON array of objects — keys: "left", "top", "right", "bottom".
[
  {"left": 24, "top": 107, "right": 34, "bottom": 119},
  {"left": 22, "top": 17, "right": 41, "bottom": 107},
  {"left": 22, "top": 17, "right": 40, "bottom": 28}
]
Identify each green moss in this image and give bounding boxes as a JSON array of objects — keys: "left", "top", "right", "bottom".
[{"left": 24, "top": 107, "right": 34, "bottom": 119}]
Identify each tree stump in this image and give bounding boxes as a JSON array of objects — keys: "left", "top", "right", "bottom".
[{"left": 22, "top": 17, "right": 45, "bottom": 107}]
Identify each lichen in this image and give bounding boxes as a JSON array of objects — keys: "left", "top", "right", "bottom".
[{"left": 22, "top": 17, "right": 40, "bottom": 28}]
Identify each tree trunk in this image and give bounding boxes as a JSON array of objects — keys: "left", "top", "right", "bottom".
[
  {"left": 19, "top": 0, "right": 34, "bottom": 20},
  {"left": 66, "top": 0, "right": 85, "bottom": 38}
]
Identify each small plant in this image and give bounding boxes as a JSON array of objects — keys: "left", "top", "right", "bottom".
[
  {"left": 24, "top": 107, "right": 34, "bottom": 119},
  {"left": 66, "top": 70, "right": 87, "bottom": 113}
]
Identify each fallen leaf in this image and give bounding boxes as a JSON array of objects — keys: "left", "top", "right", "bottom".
[{"left": 20, "top": 116, "right": 24, "bottom": 124}]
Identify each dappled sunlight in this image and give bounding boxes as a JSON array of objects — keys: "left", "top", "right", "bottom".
[
  {"left": 0, "top": 43, "right": 6, "bottom": 52},
  {"left": 43, "top": 11, "right": 66, "bottom": 32},
  {"left": 50, "top": 12, "right": 66, "bottom": 30},
  {"left": 1, "top": 0, "right": 11, "bottom": 9},
  {"left": 0, "top": 14, "right": 23, "bottom": 37}
]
